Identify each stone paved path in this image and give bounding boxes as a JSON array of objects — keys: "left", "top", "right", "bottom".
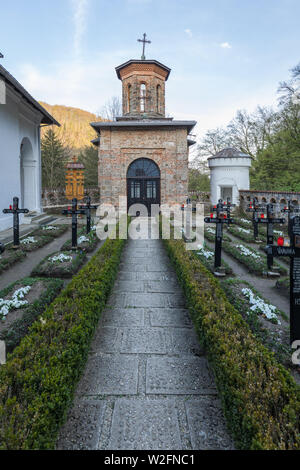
[{"left": 57, "top": 230, "right": 234, "bottom": 450}]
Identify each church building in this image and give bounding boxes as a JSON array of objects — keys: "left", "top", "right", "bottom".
[
  {"left": 91, "top": 45, "right": 196, "bottom": 214},
  {"left": 0, "top": 60, "right": 59, "bottom": 231}
]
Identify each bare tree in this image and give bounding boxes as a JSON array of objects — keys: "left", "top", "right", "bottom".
[{"left": 99, "top": 96, "right": 122, "bottom": 121}]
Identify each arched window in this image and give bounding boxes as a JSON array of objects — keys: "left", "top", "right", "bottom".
[
  {"left": 127, "top": 158, "right": 160, "bottom": 178},
  {"left": 156, "top": 85, "right": 161, "bottom": 113},
  {"left": 127, "top": 84, "right": 131, "bottom": 113},
  {"left": 140, "top": 83, "right": 146, "bottom": 112}
]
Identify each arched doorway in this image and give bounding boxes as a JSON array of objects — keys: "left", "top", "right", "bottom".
[
  {"left": 20, "top": 137, "right": 37, "bottom": 211},
  {"left": 127, "top": 158, "right": 160, "bottom": 213}
]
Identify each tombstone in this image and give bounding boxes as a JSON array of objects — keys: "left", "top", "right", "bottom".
[
  {"left": 265, "top": 215, "right": 300, "bottom": 343},
  {"left": 204, "top": 199, "right": 235, "bottom": 276},
  {"left": 3, "top": 197, "right": 29, "bottom": 247},
  {"left": 62, "top": 198, "right": 86, "bottom": 249}
]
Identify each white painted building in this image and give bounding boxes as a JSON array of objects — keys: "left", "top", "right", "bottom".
[
  {"left": 0, "top": 64, "right": 59, "bottom": 231},
  {"left": 208, "top": 147, "right": 252, "bottom": 206}
]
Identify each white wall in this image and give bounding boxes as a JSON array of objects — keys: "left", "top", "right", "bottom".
[
  {"left": 208, "top": 157, "right": 251, "bottom": 206},
  {"left": 0, "top": 86, "right": 42, "bottom": 231}
]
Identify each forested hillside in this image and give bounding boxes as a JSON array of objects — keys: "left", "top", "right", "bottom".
[{"left": 39, "top": 102, "right": 102, "bottom": 152}]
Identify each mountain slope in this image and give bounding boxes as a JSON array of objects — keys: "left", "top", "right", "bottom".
[{"left": 39, "top": 102, "right": 102, "bottom": 151}]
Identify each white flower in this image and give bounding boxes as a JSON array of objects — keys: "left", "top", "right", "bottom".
[
  {"left": 236, "top": 244, "right": 261, "bottom": 259},
  {"left": 21, "top": 236, "right": 36, "bottom": 245},
  {"left": 237, "top": 227, "right": 251, "bottom": 234},
  {"left": 206, "top": 227, "right": 215, "bottom": 234},
  {"left": 50, "top": 253, "right": 72, "bottom": 263},
  {"left": 78, "top": 235, "right": 89, "bottom": 244},
  {"left": 42, "top": 225, "right": 58, "bottom": 231},
  {"left": 0, "top": 285, "right": 31, "bottom": 317},
  {"left": 240, "top": 218, "right": 251, "bottom": 224},
  {"left": 197, "top": 247, "right": 214, "bottom": 259},
  {"left": 242, "top": 288, "right": 279, "bottom": 323}
]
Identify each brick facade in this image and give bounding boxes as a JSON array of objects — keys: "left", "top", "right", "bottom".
[{"left": 91, "top": 59, "right": 196, "bottom": 211}]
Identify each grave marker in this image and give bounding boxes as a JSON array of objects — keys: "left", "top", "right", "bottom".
[
  {"left": 281, "top": 199, "right": 300, "bottom": 238},
  {"left": 246, "top": 197, "right": 265, "bottom": 240},
  {"left": 62, "top": 198, "right": 85, "bottom": 249},
  {"left": 265, "top": 215, "right": 300, "bottom": 343},
  {"left": 257, "top": 203, "right": 285, "bottom": 272},
  {"left": 79, "top": 196, "right": 98, "bottom": 233},
  {"left": 3, "top": 197, "right": 29, "bottom": 247},
  {"left": 204, "top": 199, "right": 235, "bottom": 273}
]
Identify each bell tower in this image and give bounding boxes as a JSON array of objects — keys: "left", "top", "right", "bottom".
[{"left": 115, "top": 59, "right": 171, "bottom": 120}]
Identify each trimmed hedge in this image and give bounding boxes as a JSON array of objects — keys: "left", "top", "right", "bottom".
[
  {"left": 0, "top": 232, "right": 126, "bottom": 449},
  {"left": 163, "top": 235, "right": 300, "bottom": 450},
  {"left": 0, "top": 277, "right": 64, "bottom": 354}
]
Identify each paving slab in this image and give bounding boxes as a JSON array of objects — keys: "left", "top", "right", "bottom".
[
  {"left": 120, "top": 327, "right": 167, "bottom": 354},
  {"left": 89, "top": 327, "right": 120, "bottom": 354},
  {"left": 185, "top": 398, "right": 235, "bottom": 450},
  {"left": 108, "top": 398, "right": 182, "bottom": 450},
  {"left": 76, "top": 354, "right": 139, "bottom": 396},
  {"left": 115, "top": 280, "right": 145, "bottom": 293},
  {"left": 146, "top": 357, "right": 216, "bottom": 395},
  {"left": 146, "top": 280, "right": 180, "bottom": 293},
  {"left": 101, "top": 308, "right": 144, "bottom": 327},
  {"left": 125, "top": 292, "right": 170, "bottom": 308},
  {"left": 169, "top": 328, "right": 204, "bottom": 355},
  {"left": 57, "top": 399, "right": 106, "bottom": 450},
  {"left": 148, "top": 307, "right": 193, "bottom": 328}
]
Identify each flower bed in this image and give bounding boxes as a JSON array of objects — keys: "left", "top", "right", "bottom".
[
  {"left": 60, "top": 227, "right": 98, "bottom": 253},
  {"left": 204, "top": 227, "right": 231, "bottom": 243},
  {"left": 222, "top": 241, "right": 287, "bottom": 276},
  {"left": 227, "top": 225, "right": 256, "bottom": 243},
  {"left": 0, "top": 277, "right": 63, "bottom": 353},
  {"left": 31, "top": 250, "right": 86, "bottom": 278},
  {"left": 0, "top": 248, "right": 26, "bottom": 274},
  {"left": 195, "top": 244, "right": 233, "bottom": 276},
  {"left": 33, "top": 224, "right": 68, "bottom": 239},
  {"left": 221, "top": 278, "right": 291, "bottom": 369},
  {"left": 0, "top": 228, "right": 126, "bottom": 449},
  {"left": 275, "top": 277, "right": 290, "bottom": 299},
  {"left": 162, "top": 233, "right": 300, "bottom": 450}
]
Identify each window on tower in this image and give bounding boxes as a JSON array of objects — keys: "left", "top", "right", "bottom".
[
  {"left": 156, "top": 84, "right": 161, "bottom": 113},
  {"left": 140, "top": 83, "right": 146, "bottom": 112},
  {"left": 127, "top": 84, "right": 131, "bottom": 113}
]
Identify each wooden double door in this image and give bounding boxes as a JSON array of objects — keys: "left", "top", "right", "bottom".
[{"left": 127, "top": 178, "right": 160, "bottom": 214}]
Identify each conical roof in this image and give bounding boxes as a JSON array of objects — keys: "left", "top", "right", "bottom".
[{"left": 208, "top": 147, "right": 250, "bottom": 159}]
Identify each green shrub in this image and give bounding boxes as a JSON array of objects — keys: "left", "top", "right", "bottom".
[
  {"left": 0, "top": 232, "right": 126, "bottom": 449},
  {"left": 0, "top": 277, "right": 64, "bottom": 354},
  {"left": 163, "top": 235, "right": 300, "bottom": 450}
]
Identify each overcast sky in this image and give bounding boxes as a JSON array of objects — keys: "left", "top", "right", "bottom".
[{"left": 1, "top": 0, "right": 299, "bottom": 139}]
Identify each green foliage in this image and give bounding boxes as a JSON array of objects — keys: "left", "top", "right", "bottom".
[
  {"left": 0, "top": 234, "right": 126, "bottom": 449},
  {"left": 0, "top": 277, "right": 64, "bottom": 353},
  {"left": 41, "top": 129, "right": 69, "bottom": 189},
  {"left": 162, "top": 234, "right": 300, "bottom": 450},
  {"left": 78, "top": 146, "right": 99, "bottom": 187},
  {"left": 188, "top": 168, "right": 210, "bottom": 192}
]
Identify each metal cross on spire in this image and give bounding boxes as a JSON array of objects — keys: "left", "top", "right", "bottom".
[{"left": 137, "top": 33, "right": 151, "bottom": 60}]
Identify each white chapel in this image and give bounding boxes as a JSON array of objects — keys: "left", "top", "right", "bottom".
[{"left": 0, "top": 61, "right": 59, "bottom": 231}]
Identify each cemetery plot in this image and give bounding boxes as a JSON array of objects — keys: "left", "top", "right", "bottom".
[
  {"left": 204, "top": 226, "right": 231, "bottom": 243},
  {"left": 222, "top": 241, "right": 287, "bottom": 276},
  {"left": 31, "top": 251, "right": 86, "bottom": 278},
  {"left": 33, "top": 224, "right": 68, "bottom": 239},
  {"left": 195, "top": 243, "right": 233, "bottom": 276},
  {"left": 61, "top": 226, "right": 98, "bottom": 252},
  {"left": 0, "top": 277, "right": 63, "bottom": 353},
  {"left": 275, "top": 277, "right": 290, "bottom": 299},
  {"left": 221, "top": 278, "right": 291, "bottom": 370},
  {"left": 227, "top": 224, "right": 256, "bottom": 243},
  {"left": 0, "top": 247, "right": 26, "bottom": 274}
]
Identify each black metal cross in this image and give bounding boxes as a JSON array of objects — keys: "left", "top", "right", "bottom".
[
  {"left": 62, "top": 198, "right": 86, "bottom": 249},
  {"left": 79, "top": 196, "right": 98, "bottom": 234},
  {"left": 137, "top": 33, "right": 151, "bottom": 60},
  {"left": 246, "top": 197, "right": 266, "bottom": 240},
  {"left": 224, "top": 197, "right": 235, "bottom": 226},
  {"left": 281, "top": 200, "right": 300, "bottom": 238},
  {"left": 3, "top": 197, "right": 29, "bottom": 247},
  {"left": 204, "top": 199, "right": 235, "bottom": 269},
  {"left": 257, "top": 203, "right": 285, "bottom": 270},
  {"left": 265, "top": 215, "right": 300, "bottom": 343}
]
